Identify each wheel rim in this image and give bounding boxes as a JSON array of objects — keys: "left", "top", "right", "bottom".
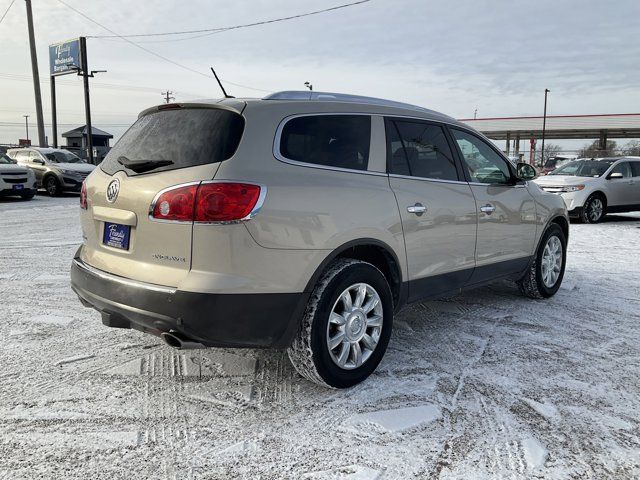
[
  {"left": 326, "top": 283, "right": 383, "bottom": 370},
  {"left": 588, "top": 198, "right": 603, "bottom": 222},
  {"left": 541, "top": 235, "right": 563, "bottom": 288},
  {"left": 46, "top": 178, "right": 57, "bottom": 195}
]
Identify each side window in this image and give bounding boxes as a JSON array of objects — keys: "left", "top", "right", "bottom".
[
  {"left": 610, "top": 162, "right": 631, "bottom": 178},
  {"left": 631, "top": 162, "right": 640, "bottom": 177},
  {"left": 15, "top": 150, "right": 30, "bottom": 160},
  {"left": 450, "top": 129, "right": 512, "bottom": 185},
  {"left": 29, "top": 151, "right": 42, "bottom": 162},
  {"left": 279, "top": 115, "right": 371, "bottom": 171},
  {"left": 385, "top": 119, "right": 458, "bottom": 181}
]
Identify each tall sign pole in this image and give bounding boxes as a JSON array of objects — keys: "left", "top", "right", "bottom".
[
  {"left": 540, "top": 88, "right": 550, "bottom": 167},
  {"left": 25, "top": 0, "right": 46, "bottom": 147},
  {"left": 79, "top": 37, "right": 94, "bottom": 164},
  {"left": 50, "top": 76, "right": 57, "bottom": 148}
]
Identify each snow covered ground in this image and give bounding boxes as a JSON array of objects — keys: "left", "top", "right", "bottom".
[{"left": 1, "top": 194, "right": 639, "bottom": 479}]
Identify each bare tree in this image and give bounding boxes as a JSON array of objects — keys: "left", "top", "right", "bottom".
[
  {"left": 536, "top": 143, "right": 562, "bottom": 165},
  {"left": 621, "top": 140, "right": 640, "bottom": 156},
  {"left": 578, "top": 139, "right": 618, "bottom": 158}
]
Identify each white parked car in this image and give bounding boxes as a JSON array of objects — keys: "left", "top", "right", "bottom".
[
  {"left": 533, "top": 157, "right": 640, "bottom": 223},
  {"left": 0, "top": 153, "right": 37, "bottom": 200}
]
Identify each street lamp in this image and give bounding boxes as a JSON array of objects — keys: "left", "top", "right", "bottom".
[
  {"left": 540, "top": 89, "right": 550, "bottom": 167},
  {"left": 23, "top": 115, "right": 29, "bottom": 141},
  {"left": 304, "top": 81, "right": 313, "bottom": 91}
]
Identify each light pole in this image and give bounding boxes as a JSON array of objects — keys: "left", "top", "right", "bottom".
[
  {"left": 23, "top": 115, "right": 29, "bottom": 141},
  {"left": 304, "top": 81, "right": 313, "bottom": 91},
  {"left": 540, "top": 88, "right": 550, "bottom": 167}
]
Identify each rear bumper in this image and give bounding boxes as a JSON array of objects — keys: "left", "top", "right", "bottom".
[
  {"left": 0, "top": 186, "right": 37, "bottom": 196},
  {"left": 70, "top": 254, "right": 309, "bottom": 348}
]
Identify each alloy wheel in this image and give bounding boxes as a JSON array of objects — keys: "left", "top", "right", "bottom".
[
  {"left": 588, "top": 198, "right": 603, "bottom": 222},
  {"left": 541, "top": 235, "right": 563, "bottom": 288},
  {"left": 326, "top": 283, "right": 383, "bottom": 370}
]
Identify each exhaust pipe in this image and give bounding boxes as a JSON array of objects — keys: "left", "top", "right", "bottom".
[{"left": 161, "top": 331, "right": 205, "bottom": 350}]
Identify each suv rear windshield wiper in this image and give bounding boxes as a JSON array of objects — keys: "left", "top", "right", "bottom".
[{"left": 117, "top": 156, "right": 174, "bottom": 173}]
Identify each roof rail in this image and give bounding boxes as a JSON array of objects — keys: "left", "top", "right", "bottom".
[{"left": 263, "top": 90, "right": 443, "bottom": 115}]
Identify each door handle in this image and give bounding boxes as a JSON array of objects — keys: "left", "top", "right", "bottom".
[
  {"left": 407, "top": 203, "right": 427, "bottom": 215},
  {"left": 480, "top": 204, "right": 496, "bottom": 214}
]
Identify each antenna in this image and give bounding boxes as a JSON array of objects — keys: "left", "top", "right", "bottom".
[{"left": 210, "top": 67, "right": 234, "bottom": 98}]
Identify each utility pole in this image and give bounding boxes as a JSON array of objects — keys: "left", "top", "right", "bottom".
[
  {"left": 540, "top": 88, "right": 550, "bottom": 167},
  {"left": 23, "top": 115, "right": 29, "bottom": 141},
  {"left": 161, "top": 90, "right": 175, "bottom": 103},
  {"left": 25, "top": 0, "right": 46, "bottom": 147},
  {"left": 79, "top": 36, "right": 94, "bottom": 164}
]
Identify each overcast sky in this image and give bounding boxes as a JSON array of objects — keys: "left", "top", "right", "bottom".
[{"left": 1, "top": 0, "right": 639, "bottom": 149}]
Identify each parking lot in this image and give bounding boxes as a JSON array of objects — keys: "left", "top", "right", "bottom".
[{"left": 0, "top": 194, "right": 639, "bottom": 479}]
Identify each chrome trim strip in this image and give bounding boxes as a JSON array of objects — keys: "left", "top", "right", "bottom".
[
  {"left": 73, "top": 258, "right": 177, "bottom": 294},
  {"left": 148, "top": 180, "right": 268, "bottom": 225},
  {"left": 388, "top": 173, "right": 469, "bottom": 186},
  {"left": 272, "top": 112, "right": 387, "bottom": 177}
]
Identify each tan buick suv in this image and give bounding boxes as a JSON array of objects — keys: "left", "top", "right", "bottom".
[{"left": 70, "top": 92, "right": 569, "bottom": 388}]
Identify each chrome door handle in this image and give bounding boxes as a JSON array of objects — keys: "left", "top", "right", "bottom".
[
  {"left": 480, "top": 204, "right": 496, "bottom": 214},
  {"left": 407, "top": 203, "right": 427, "bottom": 215}
]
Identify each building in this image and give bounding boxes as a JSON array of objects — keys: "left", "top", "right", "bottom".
[{"left": 61, "top": 125, "right": 113, "bottom": 162}]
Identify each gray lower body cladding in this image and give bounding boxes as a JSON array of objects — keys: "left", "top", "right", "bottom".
[{"left": 70, "top": 256, "right": 309, "bottom": 348}]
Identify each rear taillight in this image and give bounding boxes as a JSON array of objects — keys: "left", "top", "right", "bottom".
[
  {"left": 80, "top": 181, "right": 88, "bottom": 210},
  {"left": 151, "top": 182, "right": 263, "bottom": 223}
]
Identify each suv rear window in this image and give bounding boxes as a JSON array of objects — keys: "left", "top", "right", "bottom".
[
  {"left": 101, "top": 107, "right": 244, "bottom": 176},
  {"left": 279, "top": 115, "right": 371, "bottom": 171}
]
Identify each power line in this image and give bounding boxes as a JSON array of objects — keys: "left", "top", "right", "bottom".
[
  {"left": 88, "top": 1, "right": 371, "bottom": 41},
  {"left": 55, "top": 0, "right": 271, "bottom": 93},
  {"left": 0, "top": 0, "right": 15, "bottom": 25},
  {"left": 0, "top": 72, "right": 207, "bottom": 97}
]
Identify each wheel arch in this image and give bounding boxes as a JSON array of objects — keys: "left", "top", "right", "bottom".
[
  {"left": 304, "top": 239, "right": 405, "bottom": 310},
  {"left": 588, "top": 190, "right": 608, "bottom": 207}
]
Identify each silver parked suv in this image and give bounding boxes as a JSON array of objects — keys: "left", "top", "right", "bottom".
[
  {"left": 70, "top": 92, "right": 569, "bottom": 387},
  {"left": 8, "top": 147, "right": 95, "bottom": 196},
  {"left": 534, "top": 157, "right": 640, "bottom": 223}
]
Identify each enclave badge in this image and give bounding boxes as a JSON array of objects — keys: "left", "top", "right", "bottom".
[{"left": 106, "top": 179, "right": 120, "bottom": 203}]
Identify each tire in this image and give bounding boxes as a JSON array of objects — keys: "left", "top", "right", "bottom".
[
  {"left": 287, "top": 258, "right": 394, "bottom": 388},
  {"left": 517, "top": 224, "right": 567, "bottom": 299},
  {"left": 580, "top": 193, "right": 606, "bottom": 223},
  {"left": 20, "top": 191, "right": 35, "bottom": 200},
  {"left": 45, "top": 175, "right": 61, "bottom": 197}
]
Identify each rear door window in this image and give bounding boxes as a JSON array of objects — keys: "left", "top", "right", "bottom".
[
  {"left": 101, "top": 107, "right": 245, "bottom": 176},
  {"left": 631, "top": 162, "right": 640, "bottom": 177},
  {"left": 279, "top": 115, "right": 371, "bottom": 171},
  {"left": 385, "top": 118, "right": 459, "bottom": 181}
]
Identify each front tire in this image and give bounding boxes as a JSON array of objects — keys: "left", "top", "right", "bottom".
[
  {"left": 45, "top": 176, "right": 61, "bottom": 197},
  {"left": 581, "top": 193, "right": 606, "bottom": 223},
  {"left": 20, "top": 191, "right": 35, "bottom": 200},
  {"left": 287, "top": 259, "right": 394, "bottom": 388},
  {"left": 517, "top": 224, "right": 567, "bottom": 299}
]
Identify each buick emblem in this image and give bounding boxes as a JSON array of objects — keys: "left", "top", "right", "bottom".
[{"left": 106, "top": 179, "right": 120, "bottom": 203}]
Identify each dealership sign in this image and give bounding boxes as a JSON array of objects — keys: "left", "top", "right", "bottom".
[{"left": 49, "top": 38, "right": 81, "bottom": 76}]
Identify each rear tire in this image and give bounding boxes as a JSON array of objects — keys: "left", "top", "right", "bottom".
[
  {"left": 45, "top": 176, "right": 61, "bottom": 197},
  {"left": 517, "top": 224, "right": 567, "bottom": 299},
  {"left": 287, "top": 258, "right": 394, "bottom": 388},
  {"left": 580, "top": 193, "right": 606, "bottom": 223}
]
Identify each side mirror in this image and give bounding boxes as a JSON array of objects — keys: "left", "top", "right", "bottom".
[
  {"left": 516, "top": 162, "right": 537, "bottom": 180},
  {"left": 33, "top": 158, "right": 45, "bottom": 165},
  {"left": 608, "top": 172, "right": 623, "bottom": 179}
]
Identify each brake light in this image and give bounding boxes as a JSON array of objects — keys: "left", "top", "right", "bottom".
[
  {"left": 151, "top": 184, "right": 198, "bottom": 222},
  {"left": 80, "top": 181, "right": 88, "bottom": 210},
  {"left": 151, "top": 182, "right": 262, "bottom": 223}
]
